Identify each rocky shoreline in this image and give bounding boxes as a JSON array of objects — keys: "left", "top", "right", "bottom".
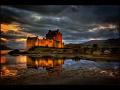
[
  {"left": 20, "top": 53, "right": 120, "bottom": 61},
  {"left": 7, "top": 49, "right": 120, "bottom": 61}
]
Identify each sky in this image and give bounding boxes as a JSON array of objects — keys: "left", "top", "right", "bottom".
[{"left": 1, "top": 5, "right": 120, "bottom": 49}]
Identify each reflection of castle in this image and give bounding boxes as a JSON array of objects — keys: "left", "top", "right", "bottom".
[
  {"left": 27, "top": 29, "right": 64, "bottom": 49},
  {"left": 1, "top": 56, "right": 27, "bottom": 77},
  {"left": 27, "top": 57, "right": 64, "bottom": 77}
]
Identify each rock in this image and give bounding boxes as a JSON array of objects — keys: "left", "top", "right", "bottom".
[{"left": 8, "top": 49, "right": 21, "bottom": 55}]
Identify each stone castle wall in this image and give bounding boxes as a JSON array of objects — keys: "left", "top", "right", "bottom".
[{"left": 27, "top": 30, "right": 64, "bottom": 49}]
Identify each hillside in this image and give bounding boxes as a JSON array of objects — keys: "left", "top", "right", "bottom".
[
  {"left": 65, "top": 38, "right": 120, "bottom": 48},
  {"left": 83, "top": 38, "right": 120, "bottom": 47}
]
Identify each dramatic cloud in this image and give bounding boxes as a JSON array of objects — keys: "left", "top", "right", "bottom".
[
  {"left": 88, "top": 23, "right": 116, "bottom": 32},
  {"left": 1, "top": 5, "right": 120, "bottom": 49}
]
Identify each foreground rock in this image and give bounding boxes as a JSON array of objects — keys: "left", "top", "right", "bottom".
[{"left": 0, "top": 68, "right": 120, "bottom": 85}]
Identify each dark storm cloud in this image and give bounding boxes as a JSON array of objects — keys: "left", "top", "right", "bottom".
[
  {"left": 1, "top": 5, "right": 120, "bottom": 49},
  {"left": 9, "top": 5, "right": 69, "bottom": 15}
]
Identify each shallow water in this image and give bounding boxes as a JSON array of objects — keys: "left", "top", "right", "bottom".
[{"left": 0, "top": 51, "right": 120, "bottom": 85}]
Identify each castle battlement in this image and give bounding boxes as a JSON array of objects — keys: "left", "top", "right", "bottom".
[{"left": 26, "top": 29, "right": 64, "bottom": 49}]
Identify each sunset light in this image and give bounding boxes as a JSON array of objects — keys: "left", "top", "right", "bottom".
[
  {"left": 1, "top": 38, "right": 8, "bottom": 42},
  {"left": 89, "top": 23, "right": 116, "bottom": 32},
  {"left": 1, "top": 23, "right": 21, "bottom": 33},
  {"left": 1, "top": 5, "right": 120, "bottom": 85}
]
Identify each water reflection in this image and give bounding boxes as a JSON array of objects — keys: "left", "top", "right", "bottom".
[
  {"left": 1, "top": 66, "right": 18, "bottom": 77},
  {"left": 0, "top": 55, "right": 120, "bottom": 79},
  {"left": 1, "top": 55, "right": 27, "bottom": 77},
  {"left": 1, "top": 55, "right": 64, "bottom": 78},
  {"left": 1, "top": 56, "right": 7, "bottom": 64},
  {"left": 27, "top": 57, "right": 64, "bottom": 78}
]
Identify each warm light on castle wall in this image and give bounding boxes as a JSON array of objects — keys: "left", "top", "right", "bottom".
[{"left": 26, "top": 30, "right": 64, "bottom": 49}]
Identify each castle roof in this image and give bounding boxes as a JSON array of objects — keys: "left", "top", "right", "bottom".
[
  {"left": 46, "top": 29, "right": 61, "bottom": 39},
  {"left": 27, "top": 36, "right": 38, "bottom": 40}
]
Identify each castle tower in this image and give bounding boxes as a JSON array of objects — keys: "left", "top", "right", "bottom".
[{"left": 45, "top": 29, "right": 63, "bottom": 48}]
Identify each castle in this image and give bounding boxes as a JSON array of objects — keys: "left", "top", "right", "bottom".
[{"left": 27, "top": 29, "right": 64, "bottom": 49}]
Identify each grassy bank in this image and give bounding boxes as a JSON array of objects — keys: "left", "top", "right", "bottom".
[
  {"left": 24, "top": 47, "right": 120, "bottom": 61},
  {"left": 8, "top": 46, "right": 120, "bottom": 61}
]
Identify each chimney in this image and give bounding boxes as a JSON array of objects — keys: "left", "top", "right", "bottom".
[
  {"left": 57, "top": 29, "right": 59, "bottom": 32},
  {"left": 49, "top": 30, "right": 51, "bottom": 33}
]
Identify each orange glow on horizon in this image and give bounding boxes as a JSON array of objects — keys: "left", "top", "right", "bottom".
[
  {"left": 1, "top": 23, "right": 40, "bottom": 44},
  {"left": 97, "top": 23, "right": 116, "bottom": 29},
  {"left": 1, "top": 23, "right": 37, "bottom": 37},
  {"left": 0, "top": 38, "right": 8, "bottom": 42},
  {"left": 1, "top": 23, "right": 22, "bottom": 33},
  {"left": 89, "top": 23, "right": 116, "bottom": 32},
  {"left": 15, "top": 38, "right": 27, "bottom": 42},
  {"left": 89, "top": 38, "right": 104, "bottom": 41}
]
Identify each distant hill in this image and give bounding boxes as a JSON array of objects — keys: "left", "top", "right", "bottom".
[
  {"left": 64, "top": 43, "right": 82, "bottom": 48},
  {"left": 65, "top": 38, "right": 120, "bottom": 48},
  {"left": 0, "top": 44, "right": 12, "bottom": 50},
  {"left": 83, "top": 38, "right": 120, "bottom": 47}
]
